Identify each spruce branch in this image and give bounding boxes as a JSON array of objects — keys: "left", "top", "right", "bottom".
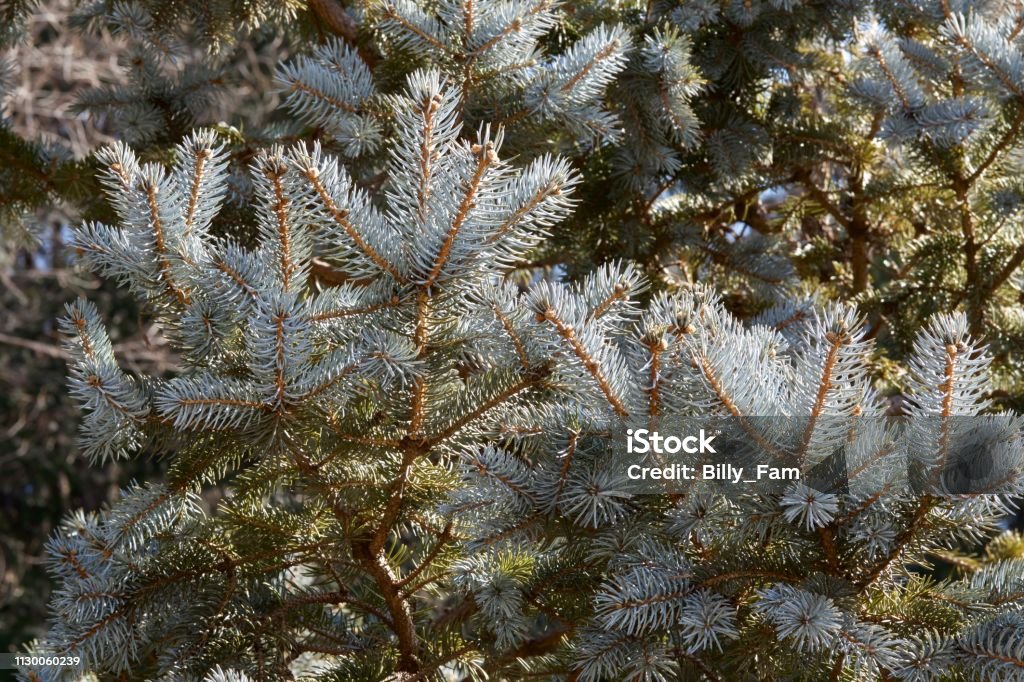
[{"left": 20, "top": 6, "right": 1024, "bottom": 679}]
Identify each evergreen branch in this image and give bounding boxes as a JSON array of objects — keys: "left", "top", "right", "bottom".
[
  {"left": 400, "top": 571, "right": 448, "bottom": 599},
  {"left": 108, "top": 157, "right": 134, "bottom": 191},
  {"left": 488, "top": 625, "right": 571, "bottom": 670},
  {"left": 960, "top": 641, "right": 1024, "bottom": 670},
  {"left": 285, "top": 78, "right": 361, "bottom": 114},
  {"left": 396, "top": 520, "right": 453, "bottom": 592},
  {"left": 75, "top": 524, "right": 116, "bottom": 564},
  {"left": 550, "top": 430, "right": 579, "bottom": 509},
  {"left": 950, "top": 172, "right": 984, "bottom": 335},
  {"left": 541, "top": 308, "right": 629, "bottom": 417},
  {"left": 430, "top": 371, "right": 542, "bottom": 443},
  {"left": 940, "top": 343, "right": 958, "bottom": 419},
  {"left": 570, "top": 632, "right": 632, "bottom": 679},
  {"left": 30, "top": 31, "right": 1024, "bottom": 677},
  {"left": 866, "top": 45, "right": 913, "bottom": 110},
  {"left": 212, "top": 257, "right": 260, "bottom": 300},
  {"left": 857, "top": 497, "right": 936, "bottom": 589},
  {"left": 796, "top": 173, "right": 853, "bottom": 229},
  {"left": 701, "top": 570, "right": 802, "bottom": 587},
  {"left": 186, "top": 568, "right": 236, "bottom": 660},
  {"left": 144, "top": 180, "right": 191, "bottom": 305},
  {"left": 475, "top": 512, "right": 545, "bottom": 547},
  {"left": 464, "top": 0, "right": 474, "bottom": 39},
  {"left": 291, "top": 642, "right": 358, "bottom": 657},
  {"left": 407, "top": 644, "right": 478, "bottom": 681},
  {"left": 487, "top": 178, "right": 566, "bottom": 245},
  {"left": 560, "top": 40, "right": 623, "bottom": 95},
  {"left": 829, "top": 651, "right": 844, "bottom": 681},
  {"left": 89, "top": 377, "right": 145, "bottom": 420},
  {"left": 272, "top": 312, "right": 288, "bottom": 408},
  {"left": 475, "top": 59, "right": 538, "bottom": 82},
  {"left": 588, "top": 282, "right": 629, "bottom": 321},
  {"left": 966, "top": 105, "right": 1024, "bottom": 184},
  {"left": 304, "top": 621, "right": 359, "bottom": 647},
  {"left": 380, "top": 2, "right": 451, "bottom": 54},
  {"left": 266, "top": 166, "right": 296, "bottom": 291},
  {"left": 325, "top": 412, "right": 402, "bottom": 449},
  {"left": 470, "top": 0, "right": 553, "bottom": 56},
  {"left": 832, "top": 485, "right": 891, "bottom": 528},
  {"left": 798, "top": 329, "right": 846, "bottom": 467},
  {"left": 410, "top": 374, "right": 428, "bottom": 438},
  {"left": 773, "top": 309, "right": 809, "bottom": 332},
  {"left": 993, "top": 591, "right": 1024, "bottom": 606},
  {"left": 697, "top": 243, "right": 787, "bottom": 285},
  {"left": 298, "top": 358, "right": 360, "bottom": 400},
  {"left": 468, "top": 451, "right": 537, "bottom": 503},
  {"left": 424, "top": 141, "right": 495, "bottom": 287},
  {"left": 309, "top": 258, "right": 366, "bottom": 287},
  {"left": 268, "top": 589, "right": 393, "bottom": 627},
  {"left": 933, "top": 341, "right": 960, "bottom": 488},
  {"left": 65, "top": 606, "right": 126, "bottom": 654},
  {"left": 986, "top": 242, "right": 1024, "bottom": 295},
  {"left": 817, "top": 526, "right": 841, "bottom": 574},
  {"left": 173, "top": 397, "right": 267, "bottom": 409},
  {"left": 646, "top": 339, "right": 663, "bottom": 420},
  {"left": 62, "top": 544, "right": 326, "bottom": 656},
  {"left": 303, "top": 168, "right": 407, "bottom": 282},
  {"left": 415, "top": 91, "right": 441, "bottom": 225},
  {"left": 695, "top": 354, "right": 781, "bottom": 457},
  {"left": 491, "top": 303, "right": 530, "bottom": 369},
  {"left": 371, "top": 437, "right": 427, "bottom": 558},
  {"left": 644, "top": 175, "right": 680, "bottom": 214},
  {"left": 408, "top": 289, "right": 431, "bottom": 439},
  {"left": 308, "top": 0, "right": 356, "bottom": 42},
  {"left": 68, "top": 309, "right": 97, "bottom": 361},
  {"left": 57, "top": 549, "right": 90, "bottom": 580},
  {"left": 944, "top": 10, "right": 1024, "bottom": 99},
  {"left": 496, "top": 105, "right": 531, "bottom": 128},
  {"left": 309, "top": 295, "right": 401, "bottom": 321},
  {"left": 183, "top": 147, "right": 212, "bottom": 235}
]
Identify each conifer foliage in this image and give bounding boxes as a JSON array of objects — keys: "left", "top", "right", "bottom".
[
  {"left": 22, "top": 66, "right": 1024, "bottom": 681},
  {"left": 8, "top": 1, "right": 1024, "bottom": 681}
]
